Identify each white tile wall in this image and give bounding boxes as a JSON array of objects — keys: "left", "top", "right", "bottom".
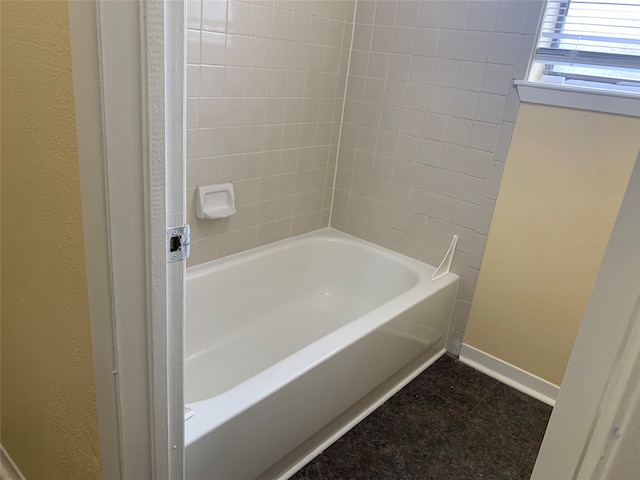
[
  {"left": 187, "top": 0, "right": 355, "bottom": 266},
  {"left": 330, "top": 0, "right": 544, "bottom": 349},
  {"left": 185, "top": 0, "right": 544, "bottom": 352}
]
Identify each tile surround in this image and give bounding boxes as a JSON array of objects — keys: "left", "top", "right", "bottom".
[
  {"left": 329, "top": 0, "right": 544, "bottom": 344},
  {"left": 186, "top": 0, "right": 355, "bottom": 266},
  {"left": 186, "top": 0, "right": 545, "bottom": 348}
]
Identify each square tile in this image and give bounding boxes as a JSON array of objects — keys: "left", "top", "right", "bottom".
[
  {"left": 202, "top": 31, "right": 226, "bottom": 65},
  {"left": 186, "top": 0, "right": 202, "bottom": 29},
  {"left": 202, "top": 0, "right": 227, "bottom": 33}
]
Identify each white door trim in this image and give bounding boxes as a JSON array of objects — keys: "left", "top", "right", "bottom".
[
  {"left": 143, "top": 1, "right": 186, "bottom": 478},
  {"left": 531, "top": 154, "right": 640, "bottom": 479},
  {"left": 576, "top": 297, "right": 640, "bottom": 478},
  {"left": 68, "top": 2, "right": 123, "bottom": 478},
  {"left": 68, "top": 1, "right": 185, "bottom": 478}
]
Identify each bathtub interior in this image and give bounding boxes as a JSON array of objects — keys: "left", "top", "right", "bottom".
[
  {"left": 183, "top": 229, "right": 459, "bottom": 479},
  {"left": 185, "top": 231, "right": 435, "bottom": 402}
]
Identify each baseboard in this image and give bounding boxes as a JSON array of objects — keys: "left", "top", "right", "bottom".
[
  {"left": 459, "top": 343, "right": 559, "bottom": 406},
  {"left": 1, "top": 445, "right": 26, "bottom": 480}
]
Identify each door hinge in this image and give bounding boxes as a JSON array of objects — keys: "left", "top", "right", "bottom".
[{"left": 167, "top": 224, "right": 190, "bottom": 262}]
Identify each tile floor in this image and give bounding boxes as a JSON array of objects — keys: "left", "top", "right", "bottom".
[{"left": 292, "top": 355, "right": 552, "bottom": 480}]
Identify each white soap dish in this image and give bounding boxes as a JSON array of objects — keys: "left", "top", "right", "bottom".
[{"left": 196, "top": 183, "right": 236, "bottom": 219}]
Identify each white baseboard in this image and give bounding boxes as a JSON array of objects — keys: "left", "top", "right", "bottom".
[
  {"left": 1, "top": 445, "right": 26, "bottom": 480},
  {"left": 459, "top": 343, "right": 559, "bottom": 406}
]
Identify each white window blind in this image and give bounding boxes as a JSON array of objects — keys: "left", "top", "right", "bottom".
[{"left": 529, "top": 0, "right": 640, "bottom": 91}]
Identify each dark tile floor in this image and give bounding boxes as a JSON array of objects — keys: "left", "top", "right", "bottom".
[{"left": 292, "top": 355, "right": 552, "bottom": 480}]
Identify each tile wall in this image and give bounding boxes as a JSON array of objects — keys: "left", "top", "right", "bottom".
[
  {"left": 329, "top": 0, "right": 544, "bottom": 351},
  {"left": 186, "top": 0, "right": 355, "bottom": 265}
]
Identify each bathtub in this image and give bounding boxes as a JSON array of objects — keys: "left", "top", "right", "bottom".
[{"left": 185, "top": 228, "right": 458, "bottom": 479}]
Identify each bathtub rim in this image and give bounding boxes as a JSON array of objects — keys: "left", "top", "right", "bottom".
[
  {"left": 184, "top": 228, "right": 458, "bottom": 446},
  {"left": 187, "top": 227, "right": 437, "bottom": 281}
]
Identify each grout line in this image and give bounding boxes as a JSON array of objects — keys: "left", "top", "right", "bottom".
[
  {"left": 468, "top": 380, "right": 499, "bottom": 415},
  {"left": 452, "top": 355, "right": 500, "bottom": 415},
  {"left": 327, "top": 0, "right": 358, "bottom": 226}
]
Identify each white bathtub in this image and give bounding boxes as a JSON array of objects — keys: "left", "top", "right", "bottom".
[{"left": 185, "top": 228, "right": 458, "bottom": 479}]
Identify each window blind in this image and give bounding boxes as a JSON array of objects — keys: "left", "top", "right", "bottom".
[{"left": 531, "top": 0, "right": 640, "bottom": 87}]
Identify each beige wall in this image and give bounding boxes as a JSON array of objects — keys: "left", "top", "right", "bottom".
[
  {"left": 464, "top": 103, "right": 639, "bottom": 386},
  {"left": 1, "top": 1, "right": 101, "bottom": 478}
]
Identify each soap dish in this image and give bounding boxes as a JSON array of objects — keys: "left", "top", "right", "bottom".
[{"left": 196, "top": 183, "right": 236, "bottom": 219}]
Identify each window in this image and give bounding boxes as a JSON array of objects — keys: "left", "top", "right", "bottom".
[
  {"left": 529, "top": 0, "right": 640, "bottom": 93},
  {"left": 516, "top": 0, "right": 640, "bottom": 115}
]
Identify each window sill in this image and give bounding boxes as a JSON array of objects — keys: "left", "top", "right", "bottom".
[{"left": 514, "top": 80, "right": 640, "bottom": 118}]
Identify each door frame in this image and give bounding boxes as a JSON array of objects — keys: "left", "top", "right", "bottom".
[
  {"left": 68, "top": 1, "right": 185, "bottom": 478},
  {"left": 69, "top": 0, "right": 638, "bottom": 478},
  {"left": 532, "top": 154, "right": 640, "bottom": 479}
]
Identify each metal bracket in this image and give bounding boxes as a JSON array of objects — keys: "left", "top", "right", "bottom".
[{"left": 167, "top": 224, "right": 190, "bottom": 262}]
